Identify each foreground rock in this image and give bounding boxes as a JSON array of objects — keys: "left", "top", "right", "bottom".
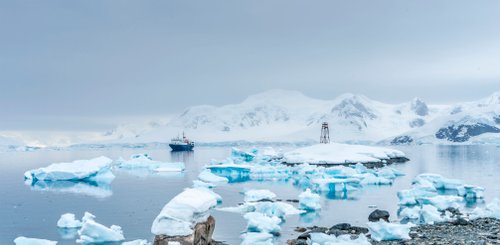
[
  {"left": 153, "top": 216, "right": 215, "bottom": 245},
  {"left": 375, "top": 217, "right": 500, "bottom": 244},
  {"left": 289, "top": 218, "right": 500, "bottom": 244},
  {"left": 368, "top": 209, "right": 390, "bottom": 222}
]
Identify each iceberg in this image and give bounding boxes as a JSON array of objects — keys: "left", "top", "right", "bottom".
[
  {"left": 460, "top": 185, "right": 485, "bottom": 200},
  {"left": 413, "top": 173, "right": 463, "bottom": 191},
  {"left": 309, "top": 232, "right": 370, "bottom": 245},
  {"left": 231, "top": 147, "right": 257, "bottom": 162},
  {"left": 151, "top": 188, "right": 219, "bottom": 236},
  {"left": 116, "top": 154, "right": 185, "bottom": 172},
  {"left": 312, "top": 178, "right": 360, "bottom": 192},
  {"left": 240, "top": 232, "right": 273, "bottom": 245},
  {"left": 77, "top": 212, "right": 125, "bottom": 243},
  {"left": 283, "top": 143, "right": 406, "bottom": 165},
  {"left": 244, "top": 189, "right": 277, "bottom": 202},
  {"left": 417, "top": 195, "right": 463, "bottom": 210},
  {"left": 24, "top": 156, "right": 114, "bottom": 182},
  {"left": 57, "top": 213, "right": 82, "bottom": 228},
  {"left": 14, "top": 237, "right": 57, "bottom": 245},
  {"left": 198, "top": 169, "right": 228, "bottom": 183},
  {"left": 243, "top": 212, "right": 281, "bottom": 234},
  {"left": 253, "top": 201, "right": 304, "bottom": 218},
  {"left": 367, "top": 221, "right": 415, "bottom": 241},
  {"left": 298, "top": 188, "right": 321, "bottom": 211},
  {"left": 192, "top": 180, "right": 216, "bottom": 189},
  {"left": 397, "top": 186, "right": 437, "bottom": 206},
  {"left": 399, "top": 205, "right": 445, "bottom": 224}
]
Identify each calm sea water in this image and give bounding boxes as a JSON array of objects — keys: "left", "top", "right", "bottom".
[{"left": 0, "top": 145, "right": 498, "bottom": 244}]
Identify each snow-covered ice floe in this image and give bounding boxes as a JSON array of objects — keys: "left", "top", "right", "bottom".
[
  {"left": 151, "top": 188, "right": 219, "bottom": 236},
  {"left": 244, "top": 189, "right": 277, "bottom": 202},
  {"left": 244, "top": 212, "right": 281, "bottom": 234},
  {"left": 309, "top": 232, "right": 370, "bottom": 245},
  {"left": 367, "top": 221, "right": 415, "bottom": 241},
  {"left": 198, "top": 169, "right": 228, "bottom": 183},
  {"left": 76, "top": 212, "right": 125, "bottom": 243},
  {"left": 14, "top": 237, "right": 57, "bottom": 245},
  {"left": 282, "top": 143, "right": 406, "bottom": 165},
  {"left": 116, "top": 154, "right": 185, "bottom": 172},
  {"left": 24, "top": 156, "right": 115, "bottom": 182}
]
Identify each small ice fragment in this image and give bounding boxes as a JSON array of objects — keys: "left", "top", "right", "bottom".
[
  {"left": 76, "top": 212, "right": 125, "bottom": 243},
  {"left": 240, "top": 232, "right": 273, "bottom": 245},
  {"left": 198, "top": 169, "right": 228, "bottom": 183},
  {"left": 57, "top": 213, "right": 82, "bottom": 228},
  {"left": 14, "top": 237, "right": 57, "bottom": 245},
  {"left": 243, "top": 212, "right": 281, "bottom": 234},
  {"left": 298, "top": 189, "right": 321, "bottom": 211},
  {"left": 367, "top": 221, "right": 414, "bottom": 241},
  {"left": 244, "top": 189, "right": 277, "bottom": 202}
]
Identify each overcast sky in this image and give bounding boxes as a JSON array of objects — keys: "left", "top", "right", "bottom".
[{"left": 1, "top": 0, "right": 499, "bottom": 130}]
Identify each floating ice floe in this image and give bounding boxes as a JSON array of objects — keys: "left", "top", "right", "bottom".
[
  {"left": 198, "top": 169, "right": 228, "bottom": 183},
  {"left": 231, "top": 147, "right": 257, "bottom": 162},
  {"left": 116, "top": 154, "right": 185, "bottom": 172},
  {"left": 244, "top": 212, "right": 281, "bottom": 234},
  {"left": 77, "top": 212, "right": 125, "bottom": 243},
  {"left": 283, "top": 143, "right": 406, "bottom": 165},
  {"left": 309, "top": 232, "right": 370, "bottom": 245},
  {"left": 244, "top": 189, "right": 277, "bottom": 202},
  {"left": 14, "top": 237, "right": 57, "bottom": 245},
  {"left": 57, "top": 213, "right": 82, "bottom": 228},
  {"left": 367, "top": 221, "right": 415, "bottom": 241},
  {"left": 299, "top": 189, "right": 321, "bottom": 211},
  {"left": 240, "top": 232, "right": 273, "bottom": 245},
  {"left": 121, "top": 239, "right": 150, "bottom": 245},
  {"left": 192, "top": 180, "right": 216, "bottom": 189},
  {"left": 24, "top": 156, "right": 114, "bottom": 182},
  {"left": 151, "top": 188, "right": 219, "bottom": 236}
]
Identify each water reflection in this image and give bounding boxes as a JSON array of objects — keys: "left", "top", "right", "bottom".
[
  {"left": 25, "top": 179, "right": 113, "bottom": 198},
  {"left": 170, "top": 150, "right": 195, "bottom": 164}
]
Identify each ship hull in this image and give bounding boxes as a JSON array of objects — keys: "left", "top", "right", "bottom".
[{"left": 169, "top": 144, "right": 194, "bottom": 151}]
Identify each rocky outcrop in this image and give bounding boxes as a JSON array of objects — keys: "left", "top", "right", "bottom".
[
  {"left": 154, "top": 216, "right": 216, "bottom": 245},
  {"left": 435, "top": 123, "right": 500, "bottom": 142}
]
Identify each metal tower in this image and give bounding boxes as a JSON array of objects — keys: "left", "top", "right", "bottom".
[{"left": 320, "top": 122, "right": 330, "bottom": 144}]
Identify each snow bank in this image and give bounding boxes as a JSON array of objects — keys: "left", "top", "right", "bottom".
[
  {"left": 244, "top": 189, "right": 276, "bottom": 202},
  {"left": 367, "top": 221, "right": 415, "bottom": 241},
  {"left": 299, "top": 189, "right": 321, "bottom": 211},
  {"left": 76, "top": 212, "right": 125, "bottom": 243},
  {"left": 283, "top": 143, "right": 405, "bottom": 164},
  {"left": 14, "top": 237, "right": 57, "bottom": 245},
  {"left": 24, "top": 156, "right": 114, "bottom": 182},
  {"left": 151, "top": 188, "right": 219, "bottom": 236},
  {"left": 116, "top": 154, "right": 185, "bottom": 172}
]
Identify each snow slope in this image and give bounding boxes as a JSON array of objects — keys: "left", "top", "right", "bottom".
[{"left": 99, "top": 90, "right": 499, "bottom": 145}]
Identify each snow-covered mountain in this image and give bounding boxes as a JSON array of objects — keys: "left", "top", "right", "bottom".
[{"left": 100, "top": 90, "right": 500, "bottom": 145}]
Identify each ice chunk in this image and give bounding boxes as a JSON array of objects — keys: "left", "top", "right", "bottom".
[
  {"left": 14, "top": 237, "right": 57, "bottom": 245},
  {"left": 283, "top": 143, "right": 405, "bottom": 164},
  {"left": 76, "top": 212, "right": 124, "bottom": 243},
  {"left": 399, "top": 205, "right": 445, "bottom": 224},
  {"left": 298, "top": 189, "right": 321, "bottom": 211},
  {"left": 240, "top": 232, "right": 273, "bottom": 245},
  {"left": 198, "top": 169, "right": 228, "bottom": 183},
  {"left": 367, "top": 221, "right": 415, "bottom": 241},
  {"left": 206, "top": 164, "right": 252, "bottom": 182},
  {"left": 244, "top": 189, "right": 277, "bottom": 202},
  {"left": 231, "top": 147, "right": 256, "bottom": 162},
  {"left": 312, "top": 178, "right": 360, "bottom": 192},
  {"left": 359, "top": 173, "right": 393, "bottom": 185},
  {"left": 192, "top": 180, "right": 216, "bottom": 189},
  {"left": 417, "top": 195, "right": 463, "bottom": 210},
  {"left": 243, "top": 212, "right": 281, "bottom": 234},
  {"left": 24, "top": 156, "right": 114, "bottom": 182},
  {"left": 461, "top": 185, "right": 485, "bottom": 200},
  {"left": 397, "top": 186, "right": 437, "bottom": 206},
  {"left": 151, "top": 188, "right": 218, "bottom": 236},
  {"left": 57, "top": 213, "right": 82, "bottom": 228},
  {"left": 471, "top": 198, "right": 500, "bottom": 219},
  {"left": 122, "top": 239, "right": 150, "bottom": 245},
  {"left": 253, "top": 201, "right": 305, "bottom": 218},
  {"left": 117, "top": 154, "right": 185, "bottom": 172},
  {"left": 413, "top": 173, "right": 463, "bottom": 191},
  {"left": 309, "top": 232, "right": 370, "bottom": 245}
]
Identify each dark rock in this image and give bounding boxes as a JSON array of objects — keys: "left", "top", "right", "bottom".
[
  {"left": 369, "top": 209, "right": 390, "bottom": 222},
  {"left": 435, "top": 123, "right": 500, "bottom": 142},
  {"left": 391, "top": 136, "right": 414, "bottom": 145},
  {"left": 330, "top": 223, "right": 351, "bottom": 230},
  {"left": 286, "top": 199, "right": 299, "bottom": 203},
  {"left": 294, "top": 227, "right": 307, "bottom": 232},
  {"left": 452, "top": 217, "right": 470, "bottom": 226},
  {"left": 154, "top": 216, "right": 215, "bottom": 245},
  {"left": 445, "top": 207, "right": 462, "bottom": 216}
]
